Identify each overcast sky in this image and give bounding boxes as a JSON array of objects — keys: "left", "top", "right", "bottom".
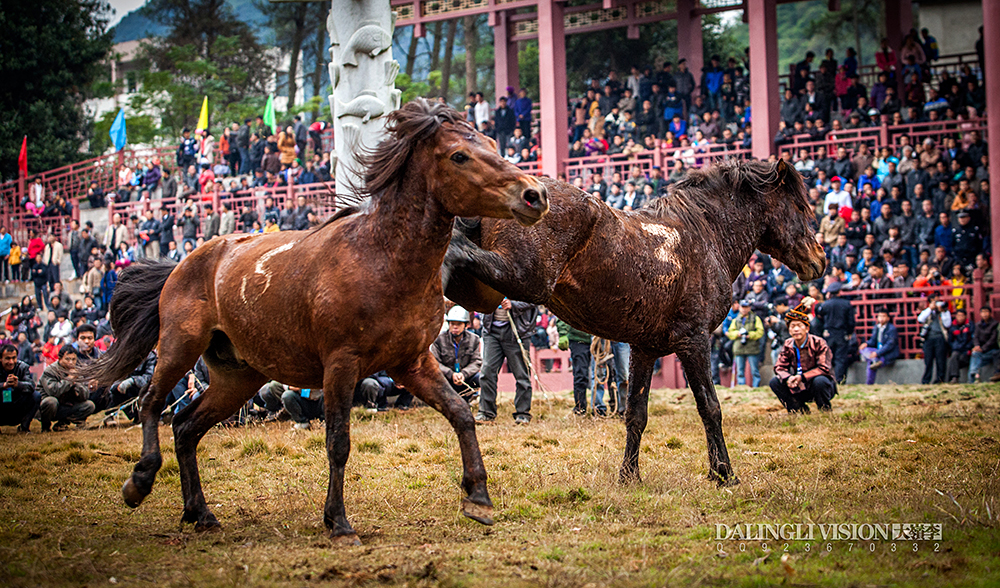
[{"left": 108, "top": 0, "right": 147, "bottom": 27}]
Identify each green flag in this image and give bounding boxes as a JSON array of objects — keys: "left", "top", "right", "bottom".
[{"left": 263, "top": 94, "right": 276, "bottom": 136}]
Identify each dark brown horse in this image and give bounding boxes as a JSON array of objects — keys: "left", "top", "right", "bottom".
[
  {"left": 443, "top": 158, "right": 825, "bottom": 486},
  {"left": 81, "top": 99, "right": 548, "bottom": 544}
]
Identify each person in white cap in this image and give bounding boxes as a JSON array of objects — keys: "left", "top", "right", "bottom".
[{"left": 430, "top": 306, "right": 482, "bottom": 403}]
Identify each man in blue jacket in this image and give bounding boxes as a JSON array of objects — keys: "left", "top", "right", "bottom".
[{"left": 859, "top": 307, "right": 900, "bottom": 384}]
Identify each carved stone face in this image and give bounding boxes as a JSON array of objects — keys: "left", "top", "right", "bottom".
[{"left": 327, "top": 3, "right": 402, "bottom": 189}]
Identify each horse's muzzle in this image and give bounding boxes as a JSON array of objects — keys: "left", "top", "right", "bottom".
[{"left": 510, "top": 179, "right": 549, "bottom": 226}]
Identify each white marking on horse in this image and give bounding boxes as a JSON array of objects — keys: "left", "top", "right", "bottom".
[
  {"left": 641, "top": 223, "right": 681, "bottom": 265},
  {"left": 255, "top": 242, "right": 295, "bottom": 294}
]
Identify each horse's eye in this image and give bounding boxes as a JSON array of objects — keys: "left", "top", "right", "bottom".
[{"left": 451, "top": 152, "right": 469, "bottom": 164}]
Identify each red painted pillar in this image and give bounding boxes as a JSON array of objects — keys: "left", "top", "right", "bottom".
[
  {"left": 748, "top": 0, "right": 779, "bottom": 160},
  {"left": 676, "top": 0, "right": 703, "bottom": 91},
  {"left": 537, "top": 0, "right": 568, "bottom": 178},
  {"left": 885, "top": 0, "right": 913, "bottom": 97},
  {"left": 984, "top": 0, "right": 1000, "bottom": 280},
  {"left": 494, "top": 11, "right": 519, "bottom": 98}
]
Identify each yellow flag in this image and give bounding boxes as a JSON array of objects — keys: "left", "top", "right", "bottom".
[{"left": 197, "top": 96, "right": 209, "bottom": 131}]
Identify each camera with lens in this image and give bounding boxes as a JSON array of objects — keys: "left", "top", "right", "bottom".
[{"left": 739, "top": 328, "right": 748, "bottom": 345}]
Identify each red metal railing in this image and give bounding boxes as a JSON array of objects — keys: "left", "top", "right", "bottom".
[
  {"left": 778, "top": 117, "right": 988, "bottom": 163},
  {"left": 778, "top": 51, "right": 981, "bottom": 95},
  {"left": 108, "top": 180, "right": 341, "bottom": 241},
  {"left": 844, "top": 272, "right": 991, "bottom": 359},
  {"left": 0, "top": 146, "right": 175, "bottom": 213}
]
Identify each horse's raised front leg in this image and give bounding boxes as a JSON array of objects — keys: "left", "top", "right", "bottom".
[
  {"left": 620, "top": 350, "right": 656, "bottom": 484},
  {"left": 443, "top": 231, "right": 546, "bottom": 306},
  {"left": 321, "top": 365, "right": 362, "bottom": 545},
  {"left": 393, "top": 352, "right": 493, "bottom": 525},
  {"left": 172, "top": 365, "right": 266, "bottom": 530},
  {"left": 675, "top": 337, "right": 738, "bottom": 487}
]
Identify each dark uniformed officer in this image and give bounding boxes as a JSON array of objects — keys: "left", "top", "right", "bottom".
[
  {"left": 951, "top": 211, "right": 982, "bottom": 270},
  {"left": 814, "top": 281, "right": 855, "bottom": 382}
]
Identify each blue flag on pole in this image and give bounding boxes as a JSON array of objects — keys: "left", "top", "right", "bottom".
[{"left": 109, "top": 109, "right": 127, "bottom": 151}]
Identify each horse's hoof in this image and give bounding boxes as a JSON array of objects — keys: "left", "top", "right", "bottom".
[
  {"left": 122, "top": 477, "right": 146, "bottom": 508},
  {"left": 618, "top": 468, "right": 642, "bottom": 486},
  {"left": 711, "top": 468, "right": 740, "bottom": 487},
  {"left": 461, "top": 499, "right": 494, "bottom": 525},
  {"left": 330, "top": 532, "right": 362, "bottom": 546},
  {"left": 194, "top": 520, "right": 222, "bottom": 533}
]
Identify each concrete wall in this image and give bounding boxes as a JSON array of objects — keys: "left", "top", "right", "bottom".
[{"left": 917, "top": 0, "right": 982, "bottom": 56}]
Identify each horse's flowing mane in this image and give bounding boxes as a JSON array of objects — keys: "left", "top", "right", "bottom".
[
  {"left": 355, "top": 98, "right": 476, "bottom": 200},
  {"left": 641, "top": 159, "right": 809, "bottom": 228}
]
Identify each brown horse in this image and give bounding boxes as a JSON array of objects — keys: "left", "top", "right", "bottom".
[
  {"left": 81, "top": 99, "right": 548, "bottom": 543},
  {"left": 443, "top": 159, "right": 825, "bottom": 486}
]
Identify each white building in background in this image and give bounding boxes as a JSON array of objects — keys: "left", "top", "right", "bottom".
[
  {"left": 917, "top": 0, "right": 983, "bottom": 56},
  {"left": 83, "top": 39, "right": 159, "bottom": 124}
]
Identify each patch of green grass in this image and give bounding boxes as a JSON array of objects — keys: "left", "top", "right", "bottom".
[
  {"left": 531, "top": 487, "right": 591, "bottom": 506},
  {"left": 241, "top": 438, "right": 270, "bottom": 457},
  {"left": 664, "top": 436, "right": 684, "bottom": 449},
  {"left": 65, "top": 449, "right": 94, "bottom": 464},
  {"left": 357, "top": 440, "right": 382, "bottom": 454},
  {"left": 305, "top": 436, "right": 325, "bottom": 451}
]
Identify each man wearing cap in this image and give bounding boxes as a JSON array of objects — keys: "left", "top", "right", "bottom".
[
  {"left": 823, "top": 177, "right": 852, "bottom": 221},
  {"left": 813, "top": 281, "right": 855, "bottom": 383},
  {"left": 726, "top": 298, "right": 764, "bottom": 387},
  {"left": 859, "top": 306, "right": 899, "bottom": 384},
  {"left": 770, "top": 298, "right": 836, "bottom": 412},
  {"left": 431, "top": 306, "right": 482, "bottom": 403}
]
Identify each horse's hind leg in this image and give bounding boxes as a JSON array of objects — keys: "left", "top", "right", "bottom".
[
  {"left": 173, "top": 365, "right": 266, "bottom": 530},
  {"left": 392, "top": 352, "right": 493, "bottom": 525},
  {"left": 123, "top": 340, "right": 207, "bottom": 508},
  {"left": 620, "top": 351, "right": 656, "bottom": 484},
  {"left": 675, "top": 337, "right": 738, "bottom": 487}
]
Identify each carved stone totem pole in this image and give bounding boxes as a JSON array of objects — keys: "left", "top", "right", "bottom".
[{"left": 271, "top": 0, "right": 401, "bottom": 196}]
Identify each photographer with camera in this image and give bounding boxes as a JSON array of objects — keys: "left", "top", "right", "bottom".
[
  {"left": 917, "top": 293, "right": 952, "bottom": 384},
  {"left": 766, "top": 300, "right": 791, "bottom": 366},
  {"left": 945, "top": 309, "right": 974, "bottom": 383},
  {"left": 726, "top": 298, "right": 764, "bottom": 387},
  {"left": 770, "top": 297, "right": 836, "bottom": 413}
]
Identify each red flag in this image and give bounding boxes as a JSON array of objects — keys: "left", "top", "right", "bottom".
[{"left": 17, "top": 136, "right": 27, "bottom": 177}]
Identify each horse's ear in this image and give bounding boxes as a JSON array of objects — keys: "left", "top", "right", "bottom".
[{"left": 776, "top": 158, "right": 788, "bottom": 175}]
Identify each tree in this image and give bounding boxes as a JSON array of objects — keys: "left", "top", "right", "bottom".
[
  {"left": 0, "top": 0, "right": 113, "bottom": 181},
  {"left": 135, "top": 0, "right": 273, "bottom": 138},
  {"left": 254, "top": 0, "right": 316, "bottom": 111},
  {"left": 806, "top": 0, "right": 882, "bottom": 66},
  {"left": 463, "top": 15, "right": 478, "bottom": 96},
  {"left": 438, "top": 20, "right": 457, "bottom": 100}
]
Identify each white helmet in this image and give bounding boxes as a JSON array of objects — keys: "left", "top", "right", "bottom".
[{"left": 445, "top": 306, "right": 471, "bottom": 323}]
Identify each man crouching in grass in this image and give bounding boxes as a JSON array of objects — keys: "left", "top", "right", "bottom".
[{"left": 769, "top": 297, "right": 836, "bottom": 414}]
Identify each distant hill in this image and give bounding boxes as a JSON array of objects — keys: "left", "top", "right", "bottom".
[{"left": 112, "top": 0, "right": 268, "bottom": 43}]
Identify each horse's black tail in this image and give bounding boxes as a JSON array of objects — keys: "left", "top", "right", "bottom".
[{"left": 77, "top": 259, "right": 177, "bottom": 387}]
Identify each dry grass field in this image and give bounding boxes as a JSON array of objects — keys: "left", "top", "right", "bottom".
[{"left": 2, "top": 383, "right": 999, "bottom": 587}]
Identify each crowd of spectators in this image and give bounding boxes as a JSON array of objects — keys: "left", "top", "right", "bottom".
[{"left": 2, "top": 27, "right": 996, "bottom": 431}]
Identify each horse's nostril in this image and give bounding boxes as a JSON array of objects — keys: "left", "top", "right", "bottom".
[{"left": 523, "top": 189, "right": 541, "bottom": 208}]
